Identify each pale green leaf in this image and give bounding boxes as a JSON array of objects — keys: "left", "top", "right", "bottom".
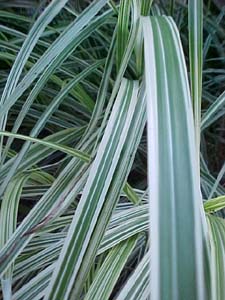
[{"left": 143, "top": 15, "right": 208, "bottom": 299}]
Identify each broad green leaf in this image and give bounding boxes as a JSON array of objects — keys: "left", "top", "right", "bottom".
[{"left": 143, "top": 16, "right": 208, "bottom": 299}]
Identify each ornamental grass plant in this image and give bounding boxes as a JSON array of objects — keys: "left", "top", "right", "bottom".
[{"left": 0, "top": 1, "right": 225, "bottom": 299}]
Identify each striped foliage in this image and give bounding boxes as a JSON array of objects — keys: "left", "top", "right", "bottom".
[
  {"left": 0, "top": 0, "right": 225, "bottom": 299},
  {"left": 143, "top": 15, "right": 209, "bottom": 300}
]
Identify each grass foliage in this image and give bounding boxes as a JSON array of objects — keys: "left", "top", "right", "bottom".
[{"left": 0, "top": 0, "right": 225, "bottom": 299}]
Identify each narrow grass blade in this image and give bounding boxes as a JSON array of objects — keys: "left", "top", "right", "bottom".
[
  {"left": 115, "top": 251, "right": 149, "bottom": 300},
  {"left": 0, "top": 61, "right": 101, "bottom": 195},
  {"left": 12, "top": 265, "right": 54, "bottom": 300},
  {"left": 203, "top": 9, "right": 225, "bottom": 62},
  {"left": 0, "top": 131, "right": 90, "bottom": 162},
  {"left": 201, "top": 90, "right": 225, "bottom": 130},
  {"left": 201, "top": 170, "right": 225, "bottom": 197},
  {"left": 13, "top": 204, "right": 148, "bottom": 285},
  {"left": 0, "top": 145, "right": 91, "bottom": 276},
  {"left": 188, "top": 0, "right": 203, "bottom": 157},
  {"left": 98, "top": 204, "right": 148, "bottom": 255},
  {"left": 1, "top": 59, "right": 103, "bottom": 163},
  {"left": 0, "top": 0, "right": 109, "bottom": 118},
  {"left": 84, "top": 238, "right": 137, "bottom": 300},
  {"left": 204, "top": 196, "right": 225, "bottom": 213},
  {"left": 0, "top": 0, "right": 69, "bottom": 160},
  {"left": 1, "top": 180, "right": 24, "bottom": 298},
  {"left": 0, "top": 128, "right": 85, "bottom": 183},
  {"left": 207, "top": 215, "right": 225, "bottom": 300},
  {"left": 92, "top": 15, "right": 138, "bottom": 151},
  {"left": 123, "top": 182, "right": 140, "bottom": 205},
  {"left": 0, "top": 172, "right": 46, "bottom": 298},
  {"left": 83, "top": 25, "right": 116, "bottom": 140},
  {"left": 116, "top": 0, "right": 131, "bottom": 69},
  {"left": 208, "top": 161, "right": 225, "bottom": 199},
  {"left": 139, "top": 0, "right": 152, "bottom": 16},
  {"left": 0, "top": 0, "right": 68, "bottom": 105}
]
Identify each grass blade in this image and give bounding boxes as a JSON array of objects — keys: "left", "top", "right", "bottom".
[
  {"left": 116, "top": 0, "right": 131, "bottom": 69},
  {"left": 0, "top": 0, "right": 68, "bottom": 104},
  {"left": 0, "top": 0, "right": 109, "bottom": 118},
  {"left": 143, "top": 15, "right": 208, "bottom": 300},
  {"left": 0, "top": 61, "right": 101, "bottom": 196},
  {"left": 43, "top": 79, "right": 145, "bottom": 299},
  {"left": 0, "top": 170, "right": 52, "bottom": 299},
  {"left": 0, "top": 131, "right": 90, "bottom": 162},
  {"left": 188, "top": 0, "right": 203, "bottom": 157},
  {"left": 207, "top": 215, "right": 225, "bottom": 300},
  {"left": 204, "top": 196, "right": 225, "bottom": 213},
  {"left": 115, "top": 251, "right": 149, "bottom": 300},
  {"left": 84, "top": 238, "right": 137, "bottom": 300},
  {"left": 201, "top": 90, "right": 225, "bottom": 130}
]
